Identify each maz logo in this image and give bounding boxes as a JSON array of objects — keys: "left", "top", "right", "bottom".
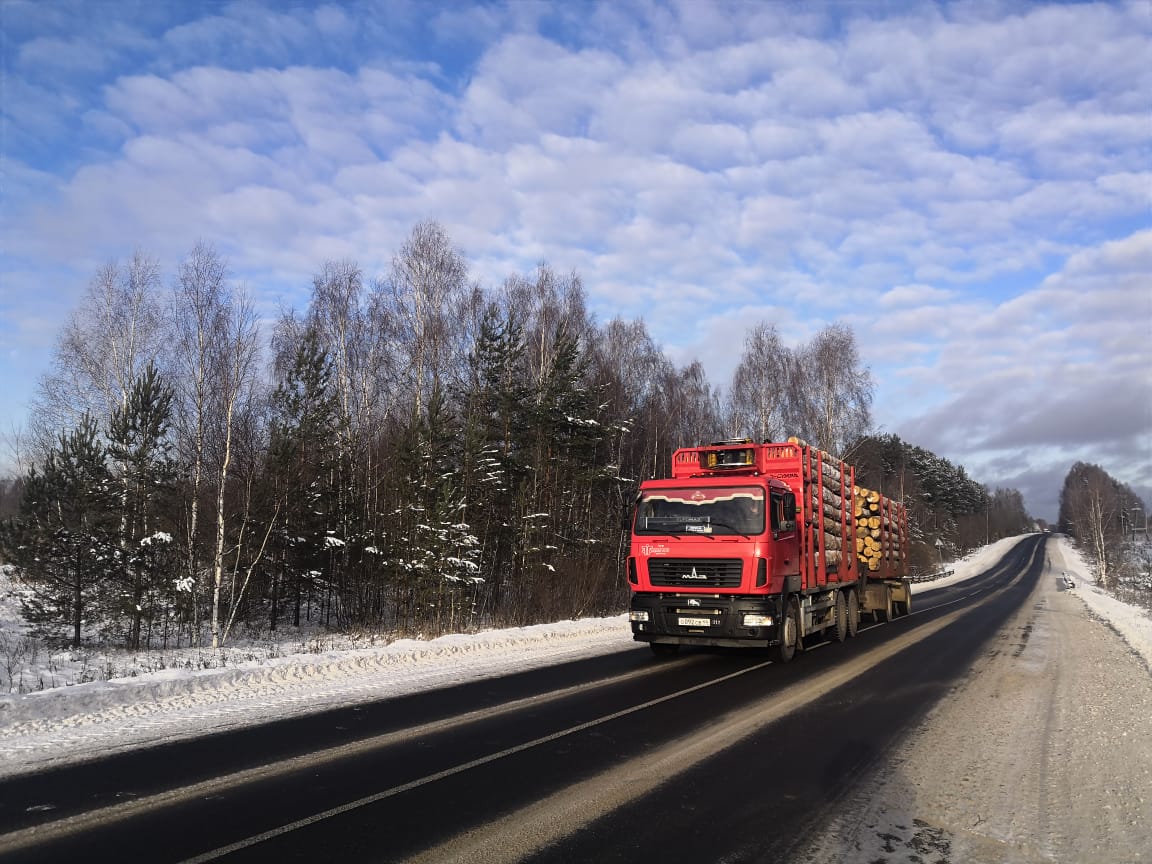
[{"left": 680, "top": 567, "right": 708, "bottom": 580}]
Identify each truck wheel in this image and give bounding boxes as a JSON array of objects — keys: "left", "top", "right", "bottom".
[
  {"left": 833, "top": 590, "right": 848, "bottom": 642},
  {"left": 650, "top": 642, "right": 679, "bottom": 657},
  {"left": 847, "top": 590, "right": 859, "bottom": 637},
  {"left": 894, "top": 593, "right": 912, "bottom": 616},
  {"left": 774, "top": 599, "right": 799, "bottom": 663},
  {"left": 875, "top": 587, "right": 893, "bottom": 623}
]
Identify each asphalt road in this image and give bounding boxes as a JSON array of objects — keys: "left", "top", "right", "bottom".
[{"left": 0, "top": 534, "right": 1048, "bottom": 864}]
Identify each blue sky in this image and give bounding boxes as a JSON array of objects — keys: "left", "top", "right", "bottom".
[{"left": 1, "top": 0, "right": 1149, "bottom": 520}]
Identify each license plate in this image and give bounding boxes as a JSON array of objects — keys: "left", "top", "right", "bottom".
[{"left": 678, "top": 617, "right": 712, "bottom": 627}]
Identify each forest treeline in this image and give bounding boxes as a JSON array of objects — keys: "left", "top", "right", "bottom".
[
  {"left": 0, "top": 221, "right": 1032, "bottom": 650},
  {"left": 1058, "top": 462, "right": 1150, "bottom": 603}
]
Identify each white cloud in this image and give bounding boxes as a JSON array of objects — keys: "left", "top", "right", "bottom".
[
  {"left": 160, "top": 7, "right": 310, "bottom": 68},
  {"left": 878, "top": 228, "right": 1152, "bottom": 516},
  {"left": 313, "top": 5, "right": 353, "bottom": 37},
  {"left": 430, "top": 2, "right": 514, "bottom": 46},
  {"left": 2, "top": 0, "right": 1149, "bottom": 518},
  {"left": 18, "top": 35, "right": 109, "bottom": 73},
  {"left": 456, "top": 33, "right": 624, "bottom": 147},
  {"left": 877, "top": 284, "right": 955, "bottom": 308},
  {"left": 670, "top": 122, "right": 752, "bottom": 170}
]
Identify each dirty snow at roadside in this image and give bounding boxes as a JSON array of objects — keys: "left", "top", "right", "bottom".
[
  {"left": 1, "top": 533, "right": 1149, "bottom": 779},
  {"left": 909, "top": 535, "right": 1030, "bottom": 594},
  {"left": 913, "top": 534, "right": 1152, "bottom": 669},
  {"left": 798, "top": 533, "right": 1152, "bottom": 864},
  {"left": 1054, "top": 534, "right": 1152, "bottom": 670}
]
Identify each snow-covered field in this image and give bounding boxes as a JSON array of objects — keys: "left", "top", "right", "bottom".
[{"left": 1, "top": 534, "right": 1148, "bottom": 778}]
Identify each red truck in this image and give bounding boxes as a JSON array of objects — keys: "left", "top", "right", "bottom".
[{"left": 627, "top": 438, "right": 910, "bottom": 660}]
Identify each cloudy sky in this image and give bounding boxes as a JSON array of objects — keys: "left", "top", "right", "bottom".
[{"left": 1, "top": 0, "right": 1149, "bottom": 520}]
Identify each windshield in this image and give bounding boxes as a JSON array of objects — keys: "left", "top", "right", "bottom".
[{"left": 635, "top": 486, "right": 765, "bottom": 536}]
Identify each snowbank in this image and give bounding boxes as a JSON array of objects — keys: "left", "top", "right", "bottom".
[
  {"left": 1053, "top": 535, "right": 1152, "bottom": 670},
  {"left": 0, "top": 615, "right": 634, "bottom": 776},
  {"left": 910, "top": 535, "right": 1031, "bottom": 595},
  {"left": 913, "top": 533, "right": 1152, "bottom": 670}
]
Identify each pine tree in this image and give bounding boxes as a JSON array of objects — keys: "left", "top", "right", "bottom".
[
  {"left": 459, "top": 303, "right": 533, "bottom": 620},
  {"left": 107, "top": 363, "right": 176, "bottom": 649},
  {"left": 526, "top": 323, "right": 600, "bottom": 599},
  {"left": 394, "top": 384, "right": 480, "bottom": 634},
  {"left": 1, "top": 417, "right": 118, "bottom": 647},
  {"left": 267, "top": 328, "right": 341, "bottom": 630}
]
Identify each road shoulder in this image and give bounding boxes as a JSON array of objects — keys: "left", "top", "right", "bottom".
[{"left": 797, "top": 541, "right": 1152, "bottom": 864}]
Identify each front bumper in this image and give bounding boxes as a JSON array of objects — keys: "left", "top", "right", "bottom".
[{"left": 629, "top": 592, "right": 784, "bottom": 648}]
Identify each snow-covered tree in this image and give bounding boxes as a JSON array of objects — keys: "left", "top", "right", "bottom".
[
  {"left": 106, "top": 362, "right": 177, "bottom": 649},
  {"left": 1, "top": 417, "right": 119, "bottom": 647},
  {"left": 267, "top": 326, "right": 342, "bottom": 630},
  {"left": 1059, "top": 462, "right": 1145, "bottom": 590}
]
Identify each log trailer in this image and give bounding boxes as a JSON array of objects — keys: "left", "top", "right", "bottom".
[{"left": 627, "top": 438, "right": 911, "bottom": 660}]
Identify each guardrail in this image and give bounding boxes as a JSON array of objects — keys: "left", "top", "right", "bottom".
[{"left": 910, "top": 569, "right": 954, "bottom": 584}]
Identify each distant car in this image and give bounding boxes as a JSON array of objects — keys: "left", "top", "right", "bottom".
[{"left": 1062, "top": 573, "right": 1076, "bottom": 589}]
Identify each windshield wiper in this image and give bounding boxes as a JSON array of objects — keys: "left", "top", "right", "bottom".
[
  {"left": 704, "top": 520, "right": 752, "bottom": 539},
  {"left": 639, "top": 519, "right": 749, "bottom": 540}
]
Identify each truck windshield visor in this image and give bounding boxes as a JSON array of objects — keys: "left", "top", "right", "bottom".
[{"left": 635, "top": 486, "right": 765, "bottom": 536}]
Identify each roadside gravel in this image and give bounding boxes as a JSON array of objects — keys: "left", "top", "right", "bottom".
[{"left": 797, "top": 541, "right": 1152, "bottom": 864}]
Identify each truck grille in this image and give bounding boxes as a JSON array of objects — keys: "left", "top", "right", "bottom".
[{"left": 647, "top": 558, "right": 743, "bottom": 588}]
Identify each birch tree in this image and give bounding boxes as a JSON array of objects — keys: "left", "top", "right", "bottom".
[
  {"left": 29, "top": 252, "right": 165, "bottom": 458},
  {"left": 386, "top": 221, "right": 471, "bottom": 421},
  {"left": 169, "top": 243, "right": 260, "bottom": 648},
  {"left": 726, "top": 322, "right": 793, "bottom": 443},
  {"left": 207, "top": 290, "right": 260, "bottom": 649},
  {"left": 792, "top": 323, "right": 874, "bottom": 457},
  {"left": 170, "top": 242, "right": 228, "bottom": 637},
  {"left": 1057, "top": 462, "right": 1138, "bottom": 589}
]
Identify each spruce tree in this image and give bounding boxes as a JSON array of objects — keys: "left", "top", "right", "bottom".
[
  {"left": 268, "top": 328, "right": 341, "bottom": 629},
  {"left": 1, "top": 417, "right": 118, "bottom": 647},
  {"left": 460, "top": 304, "right": 532, "bottom": 620},
  {"left": 107, "top": 362, "right": 176, "bottom": 648}
]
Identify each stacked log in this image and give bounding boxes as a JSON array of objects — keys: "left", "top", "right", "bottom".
[
  {"left": 853, "top": 485, "right": 904, "bottom": 572},
  {"left": 801, "top": 441, "right": 848, "bottom": 568}
]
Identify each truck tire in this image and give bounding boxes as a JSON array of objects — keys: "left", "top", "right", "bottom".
[
  {"left": 774, "top": 598, "right": 800, "bottom": 663},
  {"left": 875, "top": 587, "right": 892, "bottom": 623},
  {"left": 650, "top": 642, "right": 680, "bottom": 658},
  {"left": 833, "top": 590, "right": 848, "bottom": 642},
  {"left": 894, "top": 592, "right": 912, "bottom": 617},
  {"left": 847, "top": 590, "right": 859, "bottom": 637}
]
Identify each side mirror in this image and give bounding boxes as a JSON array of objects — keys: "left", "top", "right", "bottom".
[{"left": 783, "top": 493, "right": 797, "bottom": 521}]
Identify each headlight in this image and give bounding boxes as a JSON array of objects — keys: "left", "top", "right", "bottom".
[
  {"left": 629, "top": 611, "right": 650, "bottom": 622},
  {"left": 742, "top": 613, "right": 773, "bottom": 627}
]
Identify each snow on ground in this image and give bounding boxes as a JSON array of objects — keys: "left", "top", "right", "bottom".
[
  {"left": 0, "top": 610, "right": 634, "bottom": 777},
  {"left": 1054, "top": 534, "right": 1152, "bottom": 670},
  {"left": 1, "top": 533, "right": 1149, "bottom": 779},
  {"left": 909, "top": 535, "right": 1029, "bottom": 595},
  {"left": 914, "top": 533, "right": 1152, "bottom": 669}
]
